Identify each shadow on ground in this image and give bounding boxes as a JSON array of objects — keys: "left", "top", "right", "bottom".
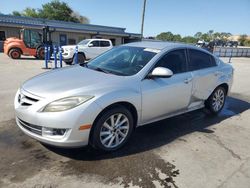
[{"left": 45, "top": 95, "right": 250, "bottom": 161}]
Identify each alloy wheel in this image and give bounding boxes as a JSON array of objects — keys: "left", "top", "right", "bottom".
[
  {"left": 212, "top": 88, "right": 225, "bottom": 112},
  {"left": 99, "top": 113, "right": 130, "bottom": 149}
]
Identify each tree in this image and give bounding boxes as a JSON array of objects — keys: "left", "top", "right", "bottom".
[
  {"left": 173, "top": 34, "right": 182, "bottom": 42},
  {"left": 243, "top": 40, "right": 250, "bottom": 47},
  {"left": 213, "top": 32, "right": 222, "bottom": 39},
  {"left": 11, "top": 0, "right": 89, "bottom": 24},
  {"left": 194, "top": 32, "right": 202, "bottom": 39},
  {"left": 208, "top": 30, "right": 214, "bottom": 40},
  {"left": 12, "top": 11, "right": 22, "bottom": 16},
  {"left": 23, "top": 8, "right": 39, "bottom": 18},
  {"left": 156, "top": 32, "right": 174, "bottom": 41},
  {"left": 71, "top": 12, "right": 90, "bottom": 24},
  {"left": 238, "top": 34, "right": 247, "bottom": 46},
  {"left": 181, "top": 36, "right": 197, "bottom": 44},
  {"left": 201, "top": 33, "right": 210, "bottom": 41}
]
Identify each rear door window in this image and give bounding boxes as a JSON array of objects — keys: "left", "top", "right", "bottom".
[
  {"left": 188, "top": 49, "right": 217, "bottom": 71},
  {"left": 100, "top": 41, "right": 110, "bottom": 47}
]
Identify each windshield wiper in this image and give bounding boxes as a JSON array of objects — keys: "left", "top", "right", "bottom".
[{"left": 94, "top": 67, "right": 112, "bottom": 74}]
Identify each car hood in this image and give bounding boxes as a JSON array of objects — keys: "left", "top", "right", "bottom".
[{"left": 22, "top": 65, "right": 130, "bottom": 98}]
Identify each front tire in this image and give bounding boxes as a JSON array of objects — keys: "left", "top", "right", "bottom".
[
  {"left": 76, "top": 53, "right": 85, "bottom": 64},
  {"left": 9, "top": 48, "right": 21, "bottom": 59},
  {"left": 36, "top": 47, "right": 45, "bottom": 59},
  {"left": 90, "top": 106, "right": 134, "bottom": 151},
  {"left": 64, "top": 59, "right": 73, "bottom": 65},
  {"left": 205, "top": 86, "right": 226, "bottom": 115}
]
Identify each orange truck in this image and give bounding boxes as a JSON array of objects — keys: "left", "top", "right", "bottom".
[{"left": 4, "top": 26, "right": 55, "bottom": 59}]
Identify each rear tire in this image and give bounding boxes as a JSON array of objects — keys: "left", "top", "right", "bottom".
[
  {"left": 9, "top": 48, "right": 21, "bottom": 59},
  {"left": 90, "top": 106, "right": 134, "bottom": 151},
  {"left": 205, "top": 86, "right": 226, "bottom": 115}
]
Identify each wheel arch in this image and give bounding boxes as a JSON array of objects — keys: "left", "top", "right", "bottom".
[
  {"left": 8, "top": 47, "right": 23, "bottom": 55},
  {"left": 93, "top": 101, "right": 138, "bottom": 129},
  {"left": 89, "top": 101, "right": 138, "bottom": 144},
  {"left": 77, "top": 52, "right": 86, "bottom": 59},
  {"left": 217, "top": 83, "right": 229, "bottom": 95}
]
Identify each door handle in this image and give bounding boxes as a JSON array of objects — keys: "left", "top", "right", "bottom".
[{"left": 184, "top": 77, "right": 192, "bottom": 84}]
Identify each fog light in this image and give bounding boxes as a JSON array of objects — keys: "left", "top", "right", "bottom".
[{"left": 42, "top": 127, "right": 67, "bottom": 137}]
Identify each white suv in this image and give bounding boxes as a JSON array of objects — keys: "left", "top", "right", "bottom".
[{"left": 62, "top": 39, "right": 113, "bottom": 64}]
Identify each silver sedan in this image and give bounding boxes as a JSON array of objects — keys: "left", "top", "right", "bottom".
[{"left": 14, "top": 41, "right": 233, "bottom": 151}]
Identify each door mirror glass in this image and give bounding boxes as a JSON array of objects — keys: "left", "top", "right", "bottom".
[{"left": 148, "top": 67, "right": 173, "bottom": 78}]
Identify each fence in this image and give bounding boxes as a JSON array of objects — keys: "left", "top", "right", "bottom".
[{"left": 213, "top": 47, "right": 250, "bottom": 57}]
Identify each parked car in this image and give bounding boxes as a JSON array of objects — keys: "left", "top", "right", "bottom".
[
  {"left": 196, "top": 40, "right": 209, "bottom": 48},
  {"left": 14, "top": 41, "right": 233, "bottom": 151},
  {"left": 226, "top": 41, "right": 238, "bottom": 48},
  {"left": 61, "top": 39, "right": 113, "bottom": 64}
]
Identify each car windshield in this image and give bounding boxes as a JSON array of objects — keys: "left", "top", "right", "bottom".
[
  {"left": 86, "top": 46, "right": 158, "bottom": 76},
  {"left": 78, "top": 39, "right": 90, "bottom": 45}
]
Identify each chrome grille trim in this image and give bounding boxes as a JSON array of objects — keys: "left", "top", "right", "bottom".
[
  {"left": 17, "top": 118, "right": 42, "bottom": 136},
  {"left": 18, "top": 93, "right": 39, "bottom": 106}
]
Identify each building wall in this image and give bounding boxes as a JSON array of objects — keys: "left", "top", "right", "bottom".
[
  {"left": 0, "top": 26, "right": 124, "bottom": 46},
  {"left": 0, "top": 26, "right": 20, "bottom": 38},
  {"left": 0, "top": 25, "right": 140, "bottom": 52}
]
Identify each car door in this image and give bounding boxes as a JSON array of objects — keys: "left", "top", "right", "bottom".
[
  {"left": 85, "top": 40, "right": 100, "bottom": 59},
  {"left": 140, "top": 49, "right": 193, "bottom": 124},
  {"left": 187, "top": 49, "right": 219, "bottom": 101}
]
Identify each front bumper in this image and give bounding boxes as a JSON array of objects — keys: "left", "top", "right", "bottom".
[
  {"left": 14, "top": 89, "right": 102, "bottom": 147},
  {"left": 62, "top": 50, "right": 74, "bottom": 61}
]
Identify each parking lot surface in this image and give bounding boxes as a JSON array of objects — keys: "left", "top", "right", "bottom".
[{"left": 0, "top": 53, "right": 250, "bottom": 188}]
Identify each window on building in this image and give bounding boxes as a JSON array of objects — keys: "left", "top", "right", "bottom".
[
  {"left": 0, "top": 31, "right": 6, "bottom": 41},
  {"left": 68, "top": 38, "right": 76, "bottom": 45}
]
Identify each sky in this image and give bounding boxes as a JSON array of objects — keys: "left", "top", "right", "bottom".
[{"left": 1, "top": 0, "right": 250, "bottom": 37}]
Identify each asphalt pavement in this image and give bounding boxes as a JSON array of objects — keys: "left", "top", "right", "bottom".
[{"left": 0, "top": 54, "right": 250, "bottom": 188}]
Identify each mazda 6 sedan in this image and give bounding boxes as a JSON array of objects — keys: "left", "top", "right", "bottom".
[{"left": 14, "top": 41, "right": 233, "bottom": 151}]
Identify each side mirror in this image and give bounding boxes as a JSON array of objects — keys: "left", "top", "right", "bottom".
[
  {"left": 88, "top": 43, "right": 94, "bottom": 47},
  {"left": 147, "top": 67, "right": 173, "bottom": 79}
]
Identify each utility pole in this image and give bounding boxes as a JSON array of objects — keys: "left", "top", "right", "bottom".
[{"left": 141, "top": 0, "right": 147, "bottom": 39}]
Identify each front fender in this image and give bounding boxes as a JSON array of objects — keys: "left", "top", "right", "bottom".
[
  {"left": 4, "top": 42, "right": 24, "bottom": 54},
  {"left": 93, "top": 89, "right": 142, "bottom": 122}
]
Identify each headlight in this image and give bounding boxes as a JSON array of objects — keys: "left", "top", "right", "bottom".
[
  {"left": 42, "top": 96, "right": 94, "bottom": 112},
  {"left": 65, "top": 48, "right": 74, "bottom": 51}
]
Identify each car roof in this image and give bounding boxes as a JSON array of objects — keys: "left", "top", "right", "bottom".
[
  {"left": 124, "top": 41, "right": 196, "bottom": 50},
  {"left": 90, "top": 38, "right": 110, "bottom": 41},
  {"left": 123, "top": 41, "right": 215, "bottom": 56}
]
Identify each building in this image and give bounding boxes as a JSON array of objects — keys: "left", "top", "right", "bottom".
[
  {"left": 0, "top": 14, "right": 141, "bottom": 51},
  {"left": 228, "top": 35, "right": 250, "bottom": 41}
]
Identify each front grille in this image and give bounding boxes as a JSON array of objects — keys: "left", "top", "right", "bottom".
[
  {"left": 18, "top": 93, "right": 39, "bottom": 106},
  {"left": 18, "top": 118, "right": 42, "bottom": 136}
]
